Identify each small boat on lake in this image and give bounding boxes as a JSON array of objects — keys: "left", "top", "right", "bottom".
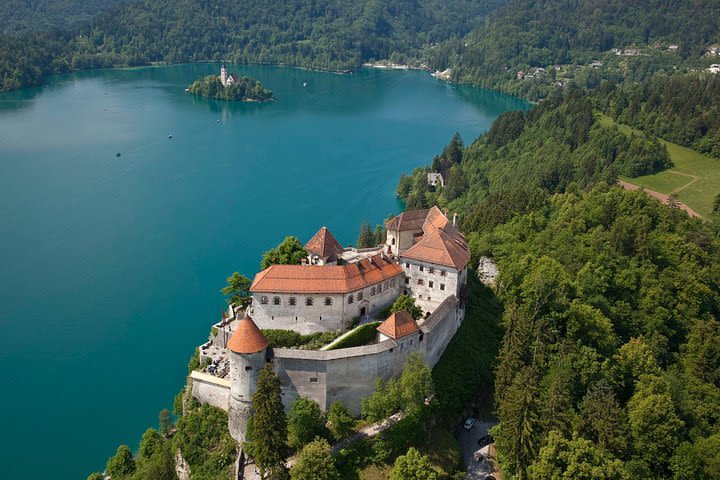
[{"left": 116, "top": 153, "right": 121, "bottom": 157}]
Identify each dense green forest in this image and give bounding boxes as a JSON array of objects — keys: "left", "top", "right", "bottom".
[
  {"left": 0, "top": 0, "right": 121, "bottom": 33},
  {"left": 398, "top": 89, "right": 673, "bottom": 228},
  {"left": 0, "top": 0, "right": 503, "bottom": 91},
  {"left": 593, "top": 74, "right": 720, "bottom": 159},
  {"left": 430, "top": 0, "right": 720, "bottom": 99},
  {"left": 187, "top": 75, "right": 273, "bottom": 101},
  {"left": 397, "top": 86, "right": 720, "bottom": 478}
]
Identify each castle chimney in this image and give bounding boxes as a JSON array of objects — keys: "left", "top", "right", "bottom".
[{"left": 453, "top": 212, "right": 458, "bottom": 226}]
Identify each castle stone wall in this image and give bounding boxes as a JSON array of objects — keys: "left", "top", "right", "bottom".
[
  {"left": 270, "top": 295, "right": 459, "bottom": 416},
  {"left": 190, "top": 371, "right": 230, "bottom": 411},
  {"left": 399, "top": 257, "right": 462, "bottom": 315},
  {"left": 250, "top": 276, "right": 403, "bottom": 334}
]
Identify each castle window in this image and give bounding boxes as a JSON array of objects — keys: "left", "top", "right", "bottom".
[
  {"left": 428, "top": 296, "right": 431, "bottom": 302},
  {"left": 419, "top": 266, "right": 424, "bottom": 272},
  {"left": 429, "top": 281, "right": 434, "bottom": 288},
  {"left": 405, "top": 262, "right": 410, "bottom": 268},
  {"left": 260, "top": 296, "right": 268, "bottom": 305},
  {"left": 306, "top": 297, "right": 314, "bottom": 306},
  {"left": 440, "top": 284, "right": 445, "bottom": 291},
  {"left": 289, "top": 297, "right": 297, "bottom": 306},
  {"left": 419, "top": 294, "right": 423, "bottom": 299},
  {"left": 245, "top": 366, "right": 253, "bottom": 371},
  {"left": 310, "top": 377, "right": 318, "bottom": 383},
  {"left": 429, "top": 268, "right": 435, "bottom": 274},
  {"left": 405, "top": 278, "right": 410, "bottom": 285},
  {"left": 348, "top": 295, "right": 354, "bottom": 304},
  {"left": 417, "top": 279, "right": 424, "bottom": 286},
  {"left": 384, "top": 282, "right": 389, "bottom": 291},
  {"left": 440, "top": 270, "right": 447, "bottom": 277},
  {"left": 273, "top": 296, "right": 281, "bottom": 305},
  {"left": 357, "top": 292, "right": 364, "bottom": 301},
  {"left": 370, "top": 287, "right": 376, "bottom": 296},
  {"left": 324, "top": 297, "right": 332, "bottom": 306},
  {"left": 419, "top": 333, "right": 424, "bottom": 342},
  {"left": 392, "top": 238, "right": 396, "bottom": 245}
]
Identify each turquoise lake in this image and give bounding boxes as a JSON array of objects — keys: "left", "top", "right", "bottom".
[{"left": 0, "top": 64, "right": 527, "bottom": 478}]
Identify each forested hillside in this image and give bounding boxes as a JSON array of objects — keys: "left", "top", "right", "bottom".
[
  {"left": 398, "top": 90, "right": 672, "bottom": 230},
  {"left": 0, "top": 0, "right": 504, "bottom": 91},
  {"left": 398, "top": 88, "right": 720, "bottom": 479},
  {"left": 593, "top": 74, "right": 720, "bottom": 159},
  {"left": 0, "top": 0, "right": 122, "bottom": 33},
  {"left": 431, "top": 0, "right": 720, "bottom": 99}
]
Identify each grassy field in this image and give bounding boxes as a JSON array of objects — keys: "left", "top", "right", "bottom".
[{"left": 598, "top": 114, "right": 720, "bottom": 217}]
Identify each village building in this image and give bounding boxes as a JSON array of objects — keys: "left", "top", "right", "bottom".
[
  {"left": 668, "top": 45, "right": 680, "bottom": 53},
  {"left": 427, "top": 172, "right": 445, "bottom": 189},
  {"left": 708, "top": 44, "right": 720, "bottom": 56},
  {"left": 708, "top": 64, "right": 720, "bottom": 74}
]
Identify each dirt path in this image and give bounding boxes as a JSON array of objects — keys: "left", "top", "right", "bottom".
[{"left": 617, "top": 180, "right": 701, "bottom": 218}]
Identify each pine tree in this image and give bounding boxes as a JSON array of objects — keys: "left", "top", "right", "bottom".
[
  {"left": 105, "top": 445, "right": 136, "bottom": 478},
  {"left": 357, "top": 221, "right": 376, "bottom": 248},
  {"left": 287, "top": 397, "right": 327, "bottom": 450},
  {"left": 251, "top": 364, "right": 290, "bottom": 477}
]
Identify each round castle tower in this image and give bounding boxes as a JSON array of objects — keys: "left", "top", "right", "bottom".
[{"left": 227, "top": 313, "right": 269, "bottom": 443}]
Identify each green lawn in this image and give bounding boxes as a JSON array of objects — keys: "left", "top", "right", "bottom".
[{"left": 598, "top": 114, "right": 720, "bottom": 217}]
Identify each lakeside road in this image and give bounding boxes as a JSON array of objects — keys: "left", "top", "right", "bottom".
[{"left": 617, "top": 180, "right": 701, "bottom": 218}]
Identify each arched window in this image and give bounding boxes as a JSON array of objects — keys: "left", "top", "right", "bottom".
[
  {"left": 306, "top": 297, "right": 314, "bottom": 306},
  {"left": 370, "top": 287, "right": 376, "bottom": 296},
  {"left": 273, "top": 296, "right": 281, "bottom": 305},
  {"left": 289, "top": 297, "right": 297, "bottom": 306},
  {"left": 348, "top": 295, "right": 354, "bottom": 304},
  {"left": 392, "top": 238, "right": 396, "bottom": 245},
  {"left": 357, "top": 291, "right": 363, "bottom": 301},
  {"left": 324, "top": 297, "right": 332, "bottom": 306},
  {"left": 260, "top": 296, "right": 268, "bottom": 305}
]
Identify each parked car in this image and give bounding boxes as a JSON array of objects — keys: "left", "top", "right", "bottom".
[
  {"left": 464, "top": 417, "right": 475, "bottom": 430},
  {"left": 477, "top": 434, "right": 494, "bottom": 447}
]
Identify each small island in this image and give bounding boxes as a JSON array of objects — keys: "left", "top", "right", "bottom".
[{"left": 187, "top": 65, "right": 273, "bottom": 101}]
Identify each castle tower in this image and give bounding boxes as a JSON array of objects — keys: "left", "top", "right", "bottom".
[
  {"left": 227, "top": 313, "right": 269, "bottom": 443},
  {"left": 220, "top": 64, "right": 228, "bottom": 87}
]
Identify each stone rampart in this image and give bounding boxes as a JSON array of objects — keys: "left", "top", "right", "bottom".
[
  {"left": 190, "top": 371, "right": 230, "bottom": 410},
  {"left": 271, "top": 295, "right": 459, "bottom": 415}
]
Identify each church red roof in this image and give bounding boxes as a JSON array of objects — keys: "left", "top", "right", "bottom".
[
  {"left": 304, "top": 226, "right": 345, "bottom": 259},
  {"left": 377, "top": 310, "right": 419, "bottom": 339},
  {"left": 228, "top": 314, "right": 269, "bottom": 354}
]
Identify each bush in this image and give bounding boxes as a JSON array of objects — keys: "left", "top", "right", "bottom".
[
  {"left": 287, "top": 398, "right": 329, "bottom": 450},
  {"left": 326, "top": 322, "right": 381, "bottom": 350},
  {"left": 290, "top": 438, "right": 340, "bottom": 480},
  {"left": 105, "top": 445, "right": 135, "bottom": 478},
  {"left": 262, "top": 329, "right": 341, "bottom": 350},
  {"left": 328, "top": 401, "right": 355, "bottom": 440}
]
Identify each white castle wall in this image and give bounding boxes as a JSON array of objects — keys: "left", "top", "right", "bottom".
[
  {"left": 190, "top": 371, "right": 230, "bottom": 410},
  {"left": 399, "top": 257, "right": 465, "bottom": 315},
  {"left": 249, "top": 276, "right": 403, "bottom": 334},
  {"left": 270, "top": 295, "right": 460, "bottom": 416}
]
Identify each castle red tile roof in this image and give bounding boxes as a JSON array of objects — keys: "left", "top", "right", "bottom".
[
  {"left": 385, "top": 208, "right": 430, "bottom": 232},
  {"left": 304, "top": 226, "right": 345, "bottom": 259},
  {"left": 250, "top": 254, "right": 403, "bottom": 294},
  {"left": 400, "top": 228, "right": 470, "bottom": 270},
  {"left": 377, "top": 310, "right": 419, "bottom": 339},
  {"left": 228, "top": 314, "right": 269, "bottom": 354}
]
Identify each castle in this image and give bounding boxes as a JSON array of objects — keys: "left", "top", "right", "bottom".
[{"left": 190, "top": 206, "right": 470, "bottom": 443}]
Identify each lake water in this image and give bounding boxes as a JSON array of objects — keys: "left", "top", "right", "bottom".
[{"left": 0, "top": 64, "right": 526, "bottom": 478}]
